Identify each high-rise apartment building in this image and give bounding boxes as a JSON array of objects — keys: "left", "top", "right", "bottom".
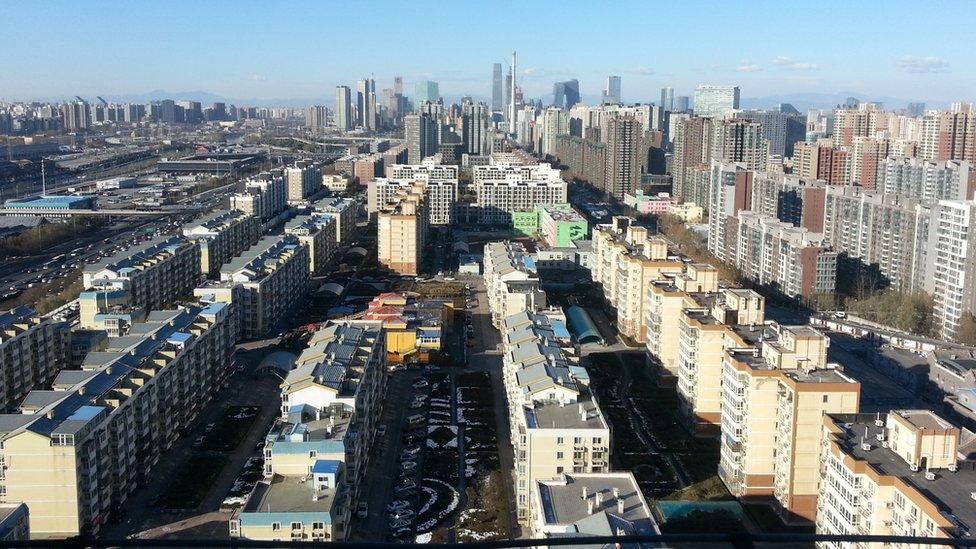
[
  {"left": 924, "top": 200, "right": 976, "bottom": 340},
  {"left": 369, "top": 174, "right": 457, "bottom": 226},
  {"left": 335, "top": 86, "right": 352, "bottom": 131},
  {"left": 306, "top": 105, "right": 328, "bottom": 133},
  {"left": 672, "top": 116, "right": 714, "bottom": 203},
  {"left": 462, "top": 101, "right": 489, "bottom": 155},
  {"left": 918, "top": 104, "right": 976, "bottom": 162},
  {"left": 693, "top": 85, "right": 740, "bottom": 118},
  {"left": 603, "top": 114, "right": 642, "bottom": 200},
  {"left": 483, "top": 242, "right": 547, "bottom": 327},
  {"left": 404, "top": 113, "right": 438, "bottom": 163},
  {"left": 356, "top": 78, "right": 376, "bottom": 130},
  {"left": 660, "top": 87, "right": 675, "bottom": 112},
  {"left": 832, "top": 104, "right": 888, "bottom": 147},
  {"left": 538, "top": 107, "right": 569, "bottom": 156},
  {"left": 706, "top": 161, "right": 753, "bottom": 262},
  {"left": 230, "top": 174, "right": 287, "bottom": 222},
  {"left": 376, "top": 183, "right": 428, "bottom": 276},
  {"left": 729, "top": 211, "right": 838, "bottom": 298},
  {"left": 284, "top": 160, "right": 323, "bottom": 202},
  {"left": 793, "top": 141, "right": 849, "bottom": 185},
  {"left": 880, "top": 158, "right": 973, "bottom": 202},
  {"left": 711, "top": 118, "right": 769, "bottom": 171}
]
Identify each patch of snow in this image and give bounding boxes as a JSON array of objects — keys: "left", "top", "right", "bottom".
[
  {"left": 417, "top": 486, "right": 438, "bottom": 515},
  {"left": 415, "top": 532, "right": 432, "bottom": 544}
]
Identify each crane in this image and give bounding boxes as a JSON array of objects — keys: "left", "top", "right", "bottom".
[
  {"left": 74, "top": 96, "right": 87, "bottom": 104},
  {"left": 96, "top": 96, "right": 108, "bottom": 106}
]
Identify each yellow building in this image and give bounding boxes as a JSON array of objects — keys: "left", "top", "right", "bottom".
[
  {"left": 376, "top": 183, "right": 428, "bottom": 276},
  {"left": 719, "top": 326, "right": 860, "bottom": 522},
  {"left": 818, "top": 410, "right": 972, "bottom": 547}
]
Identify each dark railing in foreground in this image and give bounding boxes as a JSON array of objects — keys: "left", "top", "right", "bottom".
[{"left": 2, "top": 534, "right": 976, "bottom": 548}]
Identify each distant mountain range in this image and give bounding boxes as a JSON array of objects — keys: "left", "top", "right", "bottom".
[{"left": 739, "top": 92, "right": 933, "bottom": 111}]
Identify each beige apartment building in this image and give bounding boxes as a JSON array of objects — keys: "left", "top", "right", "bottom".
[
  {"left": 376, "top": 183, "right": 428, "bottom": 276},
  {"left": 644, "top": 263, "right": 720, "bottom": 384},
  {"left": 675, "top": 289, "right": 764, "bottom": 436},
  {"left": 0, "top": 303, "right": 235, "bottom": 538},
  {"left": 312, "top": 197, "right": 359, "bottom": 246},
  {"left": 182, "top": 209, "right": 261, "bottom": 278},
  {"left": 196, "top": 235, "right": 310, "bottom": 339},
  {"left": 498, "top": 311, "right": 610, "bottom": 525},
  {"left": 82, "top": 235, "right": 200, "bottom": 315},
  {"left": 818, "top": 410, "right": 973, "bottom": 547},
  {"left": 591, "top": 216, "right": 683, "bottom": 343},
  {"left": 0, "top": 307, "right": 69, "bottom": 412},
  {"left": 483, "top": 242, "right": 547, "bottom": 328},
  {"left": 232, "top": 321, "right": 386, "bottom": 542},
  {"left": 284, "top": 213, "right": 338, "bottom": 275},
  {"left": 719, "top": 323, "right": 860, "bottom": 522}
]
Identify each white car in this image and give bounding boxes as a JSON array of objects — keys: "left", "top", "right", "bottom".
[{"left": 356, "top": 502, "right": 369, "bottom": 519}]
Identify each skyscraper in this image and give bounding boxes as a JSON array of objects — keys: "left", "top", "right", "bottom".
[
  {"left": 335, "top": 86, "right": 352, "bottom": 131},
  {"left": 415, "top": 81, "right": 440, "bottom": 105},
  {"left": 462, "top": 101, "right": 489, "bottom": 155},
  {"left": 305, "top": 105, "right": 328, "bottom": 133},
  {"left": 356, "top": 78, "right": 376, "bottom": 130},
  {"left": 675, "top": 96, "right": 690, "bottom": 112},
  {"left": 710, "top": 118, "right": 768, "bottom": 171},
  {"left": 603, "top": 76, "right": 621, "bottom": 105},
  {"left": 693, "top": 85, "right": 740, "bottom": 118},
  {"left": 605, "top": 114, "right": 643, "bottom": 200},
  {"left": 660, "top": 87, "right": 675, "bottom": 111},
  {"left": 394, "top": 76, "right": 403, "bottom": 95},
  {"left": 405, "top": 113, "right": 438, "bottom": 163},
  {"left": 491, "top": 63, "right": 504, "bottom": 112},
  {"left": 907, "top": 102, "right": 926, "bottom": 117},
  {"left": 553, "top": 79, "right": 581, "bottom": 110}
]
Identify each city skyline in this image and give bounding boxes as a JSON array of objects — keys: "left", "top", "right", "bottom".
[{"left": 2, "top": 0, "right": 974, "bottom": 108}]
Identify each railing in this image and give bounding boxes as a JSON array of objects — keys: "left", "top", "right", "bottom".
[{"left": 22, "top": 533, "right": 976, "bottom": 548}]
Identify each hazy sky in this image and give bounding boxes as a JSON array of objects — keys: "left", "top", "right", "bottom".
[{"left": 2, "top": 0, "right": 974, "bottom": 106}]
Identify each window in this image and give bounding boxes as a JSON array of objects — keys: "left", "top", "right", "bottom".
[
  {"left": 823, "top": 395, "right": 829, "bottom": 403},
  {"left": 312, "top": 522, "right": 325, "bottom": 530},
  {"left": 556, "top": 437, "right": 564, "bottom": 445},
  {"left": 272, "top": 522, "right": 281, "bottom": 531},
  {"left": 556, "top": 452, "right": 564, "bottom": 459},
  {"left": 291, "top": 522, "right": 303, "bottom": 531},
  {"left": 592, "top": 437, "right": 602, "bottom": 445},
  {"left": 309, "top": 450, "right": 317, "bottom": 458},
  {"left": 556, "top": 466, "right": 564, "bottom": 474}
]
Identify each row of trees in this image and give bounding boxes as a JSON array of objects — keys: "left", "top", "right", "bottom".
[{"left": 0, "top": 217, "right": 104, "bottom": 259}]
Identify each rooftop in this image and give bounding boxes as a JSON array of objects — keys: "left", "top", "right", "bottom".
[
  {"left": 537, "top": 473, "right": 657, "bottom": 536},
  {"left": 828, "top": 413, "right": 976, "bottom": 537}
]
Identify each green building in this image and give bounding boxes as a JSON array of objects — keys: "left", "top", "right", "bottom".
[{"left": 509, "top": 203, "right": 589, "bottom": 248}]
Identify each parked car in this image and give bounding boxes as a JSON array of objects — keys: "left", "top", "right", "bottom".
[{"left": 356, "top": 502, "right": 369, "bottom": 519}]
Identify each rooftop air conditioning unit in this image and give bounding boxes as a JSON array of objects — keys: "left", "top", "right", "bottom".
[
  {"left": 860, "top": 442, "right": 872, "bottom": 451},
  {"left": 924, "top": 471, "right": 936, "bottom": 481}
]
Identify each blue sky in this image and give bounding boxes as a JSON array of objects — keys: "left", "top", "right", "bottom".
[{"left": 2, "top": 0, "right": 974, "bottom": 107}]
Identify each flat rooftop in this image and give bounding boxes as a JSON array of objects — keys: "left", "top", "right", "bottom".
[
  {"left": 830, "top": 414, "right": 976, "bottom": 537},
  {"left": 243, "top": 474, "right": 336, "bottom": 515},
  {"left": 538, "top": 473, "right": 652, "bottom": 526},
  {"left": 525, "top": 393, "right": 607, "bottom": 430},
  {"left": 894, "top": 409, "right": 957, "bottom": 431}
]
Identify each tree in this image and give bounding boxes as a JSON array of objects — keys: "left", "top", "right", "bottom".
[{"left": 956, "top": 313, "right": 976, "bottom": 346}]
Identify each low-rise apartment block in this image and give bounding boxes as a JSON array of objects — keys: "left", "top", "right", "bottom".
[
  {"left": 197, "top": 236, "right": 310, "bottom": 339},
  {"left": 0, "top": 303, "right": 234, "bottom": 538},
  {"left": 231, "top": 174, "right": 287, "bottom": 223},
  {"left": 182, "top": 209, "right": 261, "bottom": 278},
  {"left": 81, "top": 235, "right": 201, "bottom": 331},
  {"left": 312, "top": 197, "right": 358, "bottom": 246},
  {"left": 499, "top": 311, "right": 610, "bottom": 525},
  {"left": 0, "top": 307, "right": 69, "bottom": 412},
  {"left": 284, "top": 213, "right": 338, "bottom": 275},
  {"left": 484, "top": 241, "right": 547, "bottom": 328},
  {"left": 231, "top": 321, "right": 386, "bottom": 542},
  {"left": 818, "top": 410, "right": 975, "bottom": 547},
  {"left": 361, "top": 292, "right": 451, "bottom": 364}
]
